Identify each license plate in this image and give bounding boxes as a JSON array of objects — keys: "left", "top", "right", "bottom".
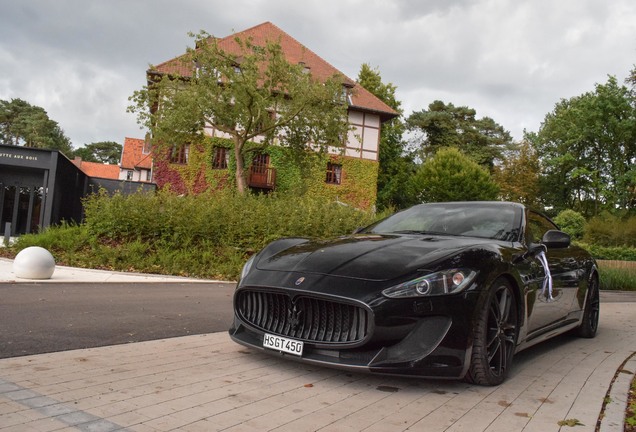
[{"left": 263, "top": 333, "right": 303, "bottom": 356}]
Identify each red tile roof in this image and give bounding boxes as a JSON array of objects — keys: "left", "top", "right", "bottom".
[
  {"left": 152, "top": 22, "right": 398, "bottom": 120},
  {"left": 120, "top": 137, "right": 153, "bottom": 170},
  {"left": 77, "top": 161, "right": 120, "bottom": 179}
]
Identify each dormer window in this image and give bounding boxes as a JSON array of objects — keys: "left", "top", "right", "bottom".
[
  {"left": 143, "top": 134, "right": 152, "bottom": 154},
  {"left": 340, "top": 85, "right": 353, "bottom": 105},
  {"left": 299, "top": 61, "right": 311, "bottom": 74}
]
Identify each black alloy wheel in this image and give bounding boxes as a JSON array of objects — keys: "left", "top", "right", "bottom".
[
  {"left": 576, "top": 275, "right": 600, "bottom": 338},
  {"left": 466, "top": 278, "right": 518, "bottom": 386}
]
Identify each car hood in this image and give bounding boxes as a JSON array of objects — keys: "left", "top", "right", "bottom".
[{"left": 255, "top": 234, "right": 495, "bottom": 282}]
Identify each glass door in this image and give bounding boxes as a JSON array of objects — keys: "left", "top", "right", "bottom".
[{"left": 0, "top": 184, "right": 44, "bottom": 235}]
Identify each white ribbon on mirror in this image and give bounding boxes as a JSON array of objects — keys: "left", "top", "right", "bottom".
[{"left": 536, "top": 250, "right": 553, "bottom": 301}]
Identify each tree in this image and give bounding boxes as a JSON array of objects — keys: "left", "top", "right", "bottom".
[
  {"left": 356, "top": 63, "right": 416, "bottom": 210},
  {"left": 493, "top": 139, "right": 540, "bottom": 207},
  {"left": 129, "top": 32, "right": 350, "bottom": 194},
  {"left": 412, "top": 147, "right": 499, "bottom": 203},
  {"left": 406, "top": 100, "right": 513, "bottom": 170},
  {"left": 0, "top": 98, "right": 73, "bottom": 154},
  {"left": 533, "top": 76, "right": 636, "bottom": 215},
  {"left": 627, "top": 64, "right": 636, "bottom": 88},
  {"left": 74, "top": 141, "right": 122, "bottom": 164},
  {"left": 553, "top": 209, "right": 586, "bottom": 239}
]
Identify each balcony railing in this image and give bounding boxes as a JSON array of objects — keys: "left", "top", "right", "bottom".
[{"left": 248, "top": 165, "right": 276, "bottom": 189}]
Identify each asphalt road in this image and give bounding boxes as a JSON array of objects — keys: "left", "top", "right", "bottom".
[
  {"left": 0, "top": 282, "right": 236, "bottom": 359},
  {"left": 1, "top": 283, "right": 633, "bottom": 360}
]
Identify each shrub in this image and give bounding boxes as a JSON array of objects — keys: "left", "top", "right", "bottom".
[
  {"left": 599, "top": 268, "right": 636, "bottom": 291},
  {"left": 412, "top": 147, "right": 499, "bottom": 202},
  {"left": 577, "top": 243, "right": 636, "bottom": 261},
  {"left": 553, "top": 209, "right": 586, "bottom": 239},
  {"left": 584, "top": 212, "right": 636, "bottom": 247},
  {"left": 11, "top": 191, "right": 382, "bottom": 280}
]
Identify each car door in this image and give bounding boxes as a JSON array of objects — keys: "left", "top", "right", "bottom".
[{"left": 525, "top": 211, "right": 580, "bottom": 334}]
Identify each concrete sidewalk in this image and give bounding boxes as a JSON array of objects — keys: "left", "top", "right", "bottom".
[
  {"left": 0, "top": 257, "right": 221, "bottom": 284},
  {"left": 1, "top": 257, "right": 635, "bottom": 431}
]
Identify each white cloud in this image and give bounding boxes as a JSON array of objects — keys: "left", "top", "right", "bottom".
[{"left": 0, "top": 0, "right": 635, "bottom": 146}]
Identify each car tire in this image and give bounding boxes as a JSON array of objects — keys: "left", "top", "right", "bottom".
[
  {"left": 466, "top": 278, "right": 518, "bottom": 386},
  {"left": 576, "top": 274, "right": 599, "bottom": 338}
]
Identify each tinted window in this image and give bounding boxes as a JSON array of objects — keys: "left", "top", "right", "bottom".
[
  {"left": 367, "top": 203, "right": 522, "bottom": 241},
  {"left": 526, "top": 211, "right": 558, "bottom": 244}
]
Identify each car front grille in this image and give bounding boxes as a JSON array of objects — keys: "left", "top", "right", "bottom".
[{"left": 235, "top": 290, "right": 371, "bottom": 345}]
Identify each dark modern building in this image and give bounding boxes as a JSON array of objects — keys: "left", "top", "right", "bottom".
[{"left": 0, "top": 144, "right": 155, "bottom": 236}]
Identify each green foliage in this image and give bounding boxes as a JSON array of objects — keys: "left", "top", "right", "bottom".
[
  {"left": 356, "top": 63, "right": 415, "bottom": 211},
  {"left": 153, "top": 136, "right": 378, "bottom": 209},
  {"left": 533, "top": 76, "right": 636, "bottom": 215},
  {"left": 73, "top": 141, "right": 123, "bottom": 164},
  {"left": 413, "top": 147, "right": 499, "bottom": 203},
  {"left": 627, "top": 376, "right": 636, "bottom": 428},
  {"left": 579, "top": 243, "right": 636, "bottom": 261},
  {"left": 11, "top": 191, "right": 380, "bottom": 280},
  {"left": 554, "top": 209, "right": 586, "bottom": 239},
  {"left": 0, "top": 98, "right": 73, "bottom": 154},
  {"left": 12, "top": 223, "right": 89, "bottom": 258},
  {"left": 583, "top": 212, "right": 636, "bottom": 247},
  {"left": 155, "top": 138, "right": 234, "bottom": 194},
  {"left": 493, "top": 140, "right": 540, "bottom": 207},
  {"left": 599, "top": 268, "right": 636, "bottom": 291},
  {"left": 307, "top": 156, "right": 379, "bottom": 210},
  {"left": 557, "top": 419, "right": 583, "bottom": 427},
  {"left": 356, "top": 64, "right": 401, "bottom": 109},
  {"left": 406, "top": 100, "right": 514, "bottom": 170},
  {"left": 129, "top": 32, "right": 350, "bottom": 194}
]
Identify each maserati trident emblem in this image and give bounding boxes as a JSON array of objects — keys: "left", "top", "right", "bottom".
[
  {"left": 288, "top": 304, "right": 303, "bottom": 330},
  {"left": 295, "top": 277, "right": 305, "bottom": 286}
]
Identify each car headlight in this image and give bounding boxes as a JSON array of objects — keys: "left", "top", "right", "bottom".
[
  {"left": 239, "top": 255, "right": 256, "bottom": 281},
  {"left": 382, "top": 269, "right": 477, "bottom": 298}
]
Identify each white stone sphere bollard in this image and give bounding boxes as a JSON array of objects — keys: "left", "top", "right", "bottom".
[{"left": 13, "top": 246, "right": 56, "bottom": 280}]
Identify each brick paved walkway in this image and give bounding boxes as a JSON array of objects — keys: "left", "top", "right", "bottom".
[{"left": 1, "top": 302, "right": 635, "bottom": 432}]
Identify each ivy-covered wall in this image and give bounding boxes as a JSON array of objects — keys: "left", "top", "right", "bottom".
[
  {"left": 153, "top": 137, "right": 233, "bottom": 195},
  {"left": 153, "top": 137, "right": 379, "bottom": 209}
]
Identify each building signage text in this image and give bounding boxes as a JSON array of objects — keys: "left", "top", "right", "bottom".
[{"left": 0, "top": 152, "right": 39, "bottom": 161}]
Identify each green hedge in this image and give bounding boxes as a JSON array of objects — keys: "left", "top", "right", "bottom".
[
  {"left": 583, "top": 212, "right": 636, "bottom": 247},
  {"left": 578, "top": 242, "right": 636, "bottom": 261},
  {"left": 599, "top": 268, "right": 636, "bottom": 291},
  {"left": 11, "top": 191, "right": 382, "bottom": 280}
]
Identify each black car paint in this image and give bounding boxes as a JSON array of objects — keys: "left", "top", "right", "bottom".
[{"left": 229, "top": 202, "right": 597, "bottom": 380}]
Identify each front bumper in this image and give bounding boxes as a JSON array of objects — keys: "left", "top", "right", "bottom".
[{"left": 228, "top": 290, "right": 478, "bottom": 379}]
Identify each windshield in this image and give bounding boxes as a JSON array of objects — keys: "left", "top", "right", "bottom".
[{"left": 366, "top": 203, "right": 522, "bottom": 241}]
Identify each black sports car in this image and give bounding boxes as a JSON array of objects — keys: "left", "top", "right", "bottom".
[{"left": 229, "top": 201, "right": 599, "bottom": 385}]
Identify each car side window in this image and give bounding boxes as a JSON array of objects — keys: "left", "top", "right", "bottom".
[{"left": 526, "top": 211, "right": 558, "bottom": 244}]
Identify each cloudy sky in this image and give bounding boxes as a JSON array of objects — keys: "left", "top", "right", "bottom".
[{"left": 1, "top": 0, "right": 635, "bottom": 149}]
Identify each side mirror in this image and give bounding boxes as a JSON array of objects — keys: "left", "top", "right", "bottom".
[{"left": 542, "top": 230, "right": 571, "bottom": 249}]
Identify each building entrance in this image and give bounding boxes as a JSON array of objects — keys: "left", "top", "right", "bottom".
[{"left": 1, "top": 183, "right": 45, "bottom": 236}]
